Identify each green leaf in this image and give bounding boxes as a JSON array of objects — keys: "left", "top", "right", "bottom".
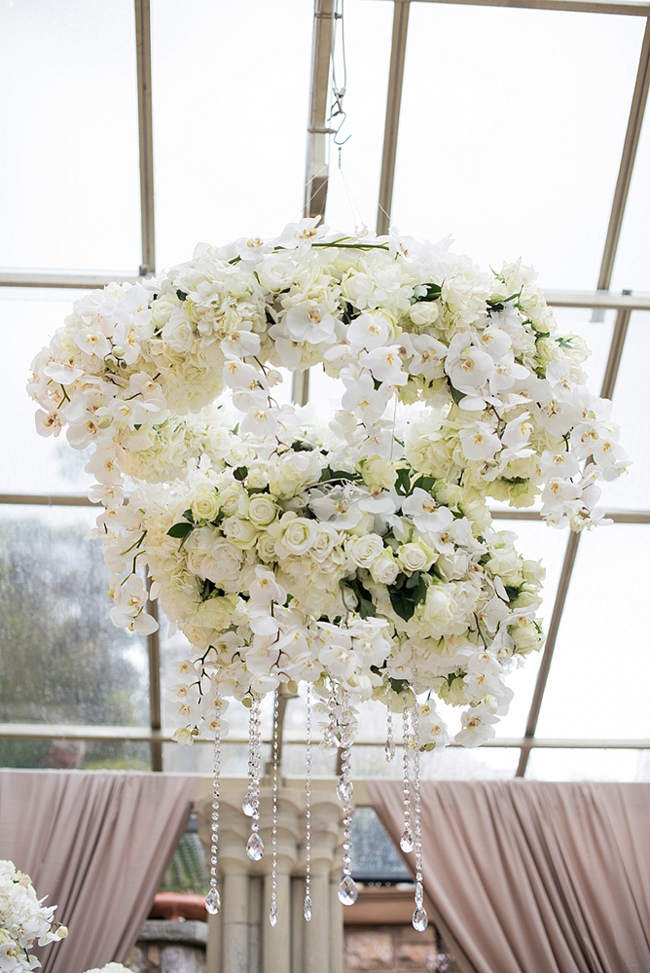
[
  {"left": 504, "top": 585, "right": 520, "bottom": 603},
  {"left": 413, "top": 283, "right": 442, "bottom": 303},
  {"left": 167, "top": 522, "right": 193, "bottom": 539},
  {"left": 291, "top": 440, "right": 314, "bottom": 452},
  {"left": 411, "top": 474, "right": 436, "bottom": 493},
  {"left": 176, "top": 289, "right": 188, "bottom": 302},
  {"left": 450, "top": 385, "right": 466, "bottom": 405},
  {"left": 395, "top": 468, "right": 411, "bottom": 497},
  {"left": 182, "top": 508, "right": 195, "bottom": 523},
  {"left": 345, "top": 578, "right": 376, "bottom": 619},
  {"left": 319, "top": 468, "right": 357, "bottom": 483},
  {"left": 389, "top": 677, "right": 409, "bottom": 694},
  {"left": 233, "top": 466, "right": 248, "bottom": 481},
  {"left": 388, "top": 589, "right": 414, "bottom": 621}
]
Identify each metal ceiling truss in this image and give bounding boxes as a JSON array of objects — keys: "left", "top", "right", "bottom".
[{"left": 2, "top": 0, "right": 649, "bottom": 779}]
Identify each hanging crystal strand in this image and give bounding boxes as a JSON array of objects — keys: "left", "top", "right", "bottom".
[
  {"left": 385, "top": 702, "right": 395, "bottom": 762},
  {"left": 269, "top": 690, "right": 280, "bottom": 926},
  {"left": 205, "top": 669, "right": 223, "bottom": 915},
  {"left": 337, "top": 687, "right": 358, "bottom": 906},
  {"left": 245, "top": 693, "right": 264, "bottom": 862},
  {"left": 322, "top": 676, "right": 338, "bottom": 749},
  {"left": 400, "top": 703, "right": 415, "bottom": 853},
  {"left": 410, "top": 701, "right": 428, "bottom": 932},
  {"left": 303, "top": 682, "right": 313, "bottom": 922}
]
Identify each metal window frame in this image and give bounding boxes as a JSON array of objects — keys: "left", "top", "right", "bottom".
[{"left": 2, "top": 0, "right": 649, "bottom": 780}]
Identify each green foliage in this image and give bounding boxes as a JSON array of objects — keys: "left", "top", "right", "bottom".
[{"left": 388, "top": 571, "right": 428, "bottom": 622}]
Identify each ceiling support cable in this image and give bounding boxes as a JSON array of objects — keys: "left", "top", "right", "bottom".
[
  {"left": 376, "top": 1, "right": 411, "bottom": 235},
  {"left": 135, "top": 0, "right": 156, "bottom": 277},
  {"left": 516, "top": 307, "right": 633, "bottom": 777}
]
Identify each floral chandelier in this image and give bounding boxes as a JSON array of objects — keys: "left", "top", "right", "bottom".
[{"left": 30, "top": 220, "right": 627, "bottom": 932}]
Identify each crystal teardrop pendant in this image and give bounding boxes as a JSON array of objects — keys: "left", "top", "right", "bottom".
[
  {"left": 400, "top": 828, "right": 415, "bottom": 853},
  {"left": 269, "top": 902, "right": 278, "bottom": 927},
  {"left": 242, "top": 793, "right": 256, "bottom": 817},
  {"left": 384, "top": 738, "right": 395, "bottom": 762},
  {"left": 337, "top": 874, "right": 358, "bottom": 906},
  {"left": 336, "top": 777, "right": 353, "bottom": 802},
  {"left": 412, "top": 906, "right": 429, "bottom": 932},
  {"left": 303, "top": 894, "right": 313, "bottom": 922},
  {"left": 205, "top": 886, "right": 221, "bottom": 915},
  {"left": 246, "top": 831, "right": 264, "bottom": 861}
]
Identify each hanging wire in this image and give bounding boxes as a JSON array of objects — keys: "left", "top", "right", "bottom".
[{"left": 329, "top": 0, "right": 351, "bottom": 150}]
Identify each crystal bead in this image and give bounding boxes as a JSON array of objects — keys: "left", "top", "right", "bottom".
[
  {"left": 336, "top": 778, "right": 353, "bottom": 802},
  {"left": 303, "top": 894, "right": 313, "bottom": 921},
  {"left": 412, "top": 906, "right": 428, "bottom": 932},
  {"left": 269, "top": 903, "right": 278, "bottom": 927},
  {"left": 242, "top": 793, "right": 256, "bottom": 817},
  {"left": 205, "top": 887, "right": 221, "bottom": 915},
  {"left": 337, "top": 875, "right": 358, "bottom": 906},
  {"left": 415, "top": 881, "right": 424, "bottom": 906},
  {"left": 400, "top": 829, "right": 415, "bottom": 853},
  {"left": 246, "top": 832, "right": 264, "bottom": 861},
  {"left": 384, "top": 738, "right": 395, "bottom": 762}
]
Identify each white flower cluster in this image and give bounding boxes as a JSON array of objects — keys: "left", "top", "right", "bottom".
[
  {"left": 0, "top": 861, "right": 67, "bottom": 972},
  {"left": 29, "top": 222, "right": 627, "bottom": 749},
  {"left": 82, "top": 965, "right": 133, "bottom": 973}
]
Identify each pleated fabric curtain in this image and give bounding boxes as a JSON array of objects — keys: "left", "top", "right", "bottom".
[
  {"left": 366, "top": 779, "right": 650, "bottom": 973},
  {"left": 0, "top": 769, "right": 199, "bottom": 973}
]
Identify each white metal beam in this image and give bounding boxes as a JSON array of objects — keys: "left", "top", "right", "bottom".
[
  {"left": 359, "top": 0, "right": 650, "bottom": 16},
  {"left": 134, "top": 0, "right": 156, "bottom": 276},
  {"left": 376, "top": 0, "right": 411, "bottom": 235},
  {"left": 598, "top": 17, "right": 650, "bottom": 291}
]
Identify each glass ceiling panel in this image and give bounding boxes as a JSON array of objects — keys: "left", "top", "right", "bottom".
[
  {"left": 610, "top": 107, "right": 650, "bottom": 294},
  {"left": 0, "top": 505, "right": 149, "bottom": 728},
  {"left": 0, "top": 0, "right": 140, "bottom": 273},
  {"left": 526, "top": 748, "right": 649, "bottom": 782},
  {"left": 535, "top": 523, "right": 650, "bottom": 740},
  {"left": 0, "top": 289, "right": 95, "bottom": 495},
  {"left": 354, "top": 744, "right": 521, "bottom": 780},
  {"left": 151, "top": 0, "right": 313, "bottom": 268},
  {"left": 392, "top": 5, "right": 644, "bottom": 289},
  {"left": 324, "top": 0, "right": 393, "bottom": 231},
  {"left": 598, "top": 312, "right": 650, "bottom": 510}
]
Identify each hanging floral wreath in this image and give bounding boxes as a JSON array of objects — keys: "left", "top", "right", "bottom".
[
  {"left": 0, "top": 860, "right": 67, "bottom": 972},
  {"left": 29, "top": 221, "right": 627, "bottom": 751}
]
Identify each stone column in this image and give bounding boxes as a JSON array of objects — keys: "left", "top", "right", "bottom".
[
  {"left": 197, "top": 783, "right": 344, "bottom": 973},
  {"left": 301, "top": 794, "right": 341, "bottom": 973}
]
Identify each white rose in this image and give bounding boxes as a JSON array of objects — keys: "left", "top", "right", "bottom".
[
  {"left": 268, "top": 450, "right": 322, "bottom": 498},
  {"left": 219, "top": 483, "right": 246, "bottom": 516},
  {"left": 397, "top": 541, "right": 434, "bottom": 573},
  {"left": 346, "top": 534, "right": 385, "bottom": 569},
  {"left": 190, "top": 484, "right": 221, "bottom": 522},
  {"left": 310, "top": 523, "right": 341, "bottom": 564},
  {"left": 409, "top": 302, "right": 441, "bottom": 327},
  {"left": 370, "top": 549, "right": 400, "bottom": 585},
  {"left": 277, "top": 516, "right": 317, "bottom": 556},
  {"left": 198, "top": 538, "right": 243, "bottom": 584},
  {"left": 358, "top": 455, "right": 397, "bottom": 491},
  {"left": 247, "top": 495, "right": 278, "bottom": 528},
  {"left": 221, "top": 516, "right": 258, "bottom": 550},
  {"left": 162, "top": 313, "right": 195, "bottom": 353},
  {"left": 257, "top": 531, "right": 278, "bottom": 562}
]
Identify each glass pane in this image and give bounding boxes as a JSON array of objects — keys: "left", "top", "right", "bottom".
[
  {"left": 354, "top": 745, "right": 520, "bottom": 780},
  {"left": 163, "top": 740, "right": 255, "bottom": 775},
  {"left": 151, "top": 0, "right": 313, "bottom": 267},
  {"left": 598, "top": 312, "right": 650, "bottom": 510},
  {"left": 526, "top": 748, "right": 648, "bottom": 782},
  {"left": 0, "top": 0, "right": 141, "bottom": 272},
  {"left": 0, "top": 738, "right": 151, "bottom": 771},
  {"left": 1, "top": 288, "right": 96, "bottom": 495},
  {"left": 393, "top": 6, "right": 644, "bottom": 288},
  {"left": 161, "top": 813, "right": 209, "bottom": 895},
  {"left": 351, "top": 806, "right": 410, "bottom": 882},
  {"left": 0, "top": 505, "right": 149, "bottom": 726},
  {"left": 323, "top": 1, "right": 394, "bottom": 231},
  {"left": 611, "top": 109, "right": 650, "bottom": 294},
  {"left": 536, "top": 524, "right": 650, "bottom": 739}
]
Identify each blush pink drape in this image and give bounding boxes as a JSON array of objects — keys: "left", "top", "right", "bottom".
[
  {"left": 0, "top": 769, "right": 199, "bottom": 973},
  {"left": 366, "top": 779, "right": 650, "bottom": 973}
]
